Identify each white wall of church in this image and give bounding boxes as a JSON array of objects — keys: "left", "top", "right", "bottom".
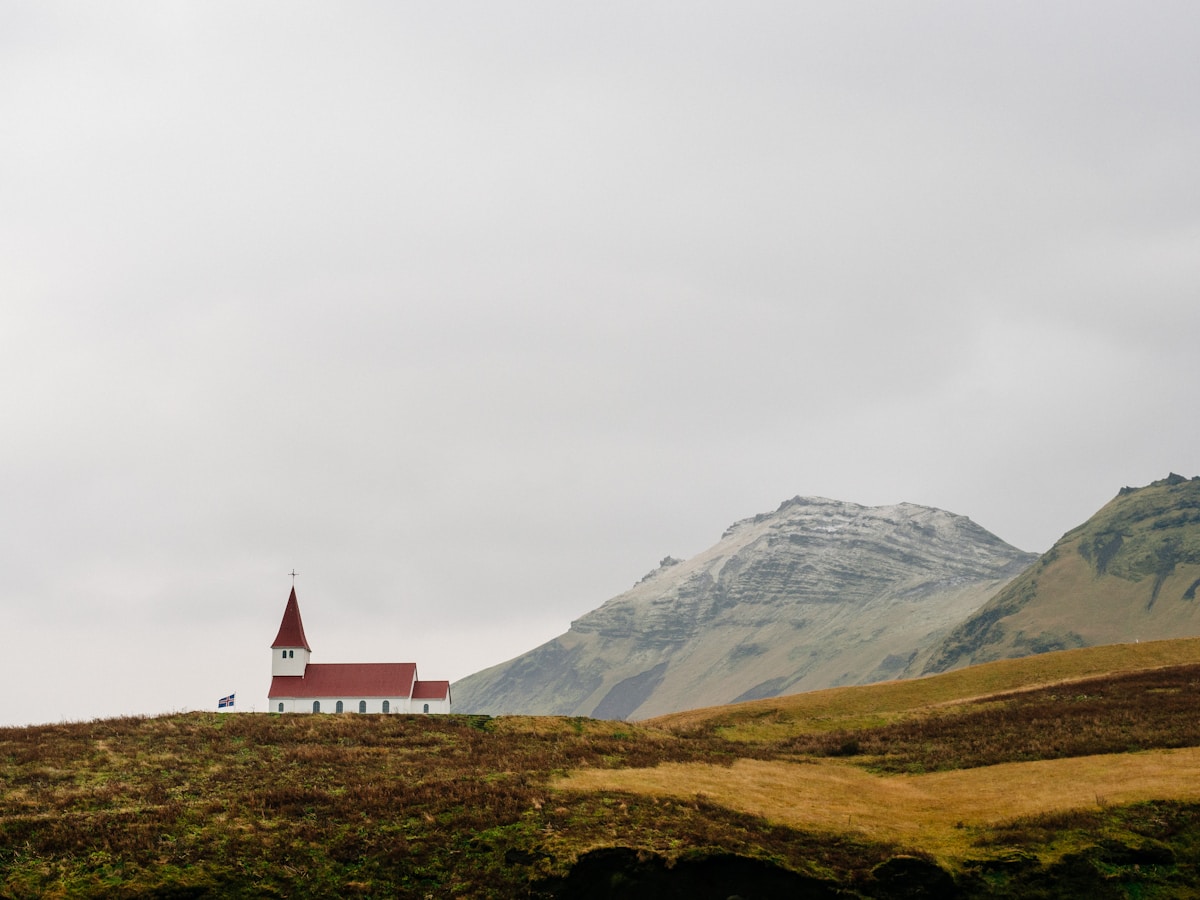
[
  {"left": 411, "top": 697, "right": 451, "bottom": 714},
  {"left": 272, "top": 647, "right": 310, "bottom": 677},
  {"left": 268, "top": 696, "right": 450, "bottom": 714}
]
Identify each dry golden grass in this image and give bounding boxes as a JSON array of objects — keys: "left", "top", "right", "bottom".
[
  {"left": 556, "top": 746, "right": 1200, "bottom": 862},
  {"left": 650, "top": 636, "right": 1200, "bottom": 742}
]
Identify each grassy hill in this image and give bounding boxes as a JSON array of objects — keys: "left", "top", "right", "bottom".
[
  {"left": 5, "top": 638, "right": 1200, "bottom": 897},
  {"left": 651, "top": 635, "right": 1200, "bottom": 738},
  {"left": 918, "top": 474, "right": 1200, "bottom": 673}
]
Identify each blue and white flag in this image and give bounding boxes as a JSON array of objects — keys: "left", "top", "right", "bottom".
[{"left": 218, "top": 693, "right": 235, "bottom": 709}]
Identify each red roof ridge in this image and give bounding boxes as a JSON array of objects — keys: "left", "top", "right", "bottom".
[{"left": 271, "top": 587, "right": 312, "bottom": 651}]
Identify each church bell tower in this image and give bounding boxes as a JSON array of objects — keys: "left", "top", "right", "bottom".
[{"left": 271, "top": 586, "right": 312, "bottom": 677}]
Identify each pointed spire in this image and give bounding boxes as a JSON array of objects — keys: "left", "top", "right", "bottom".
[{"left": 271, "top": 586, "right": 312, "bottom": 650}]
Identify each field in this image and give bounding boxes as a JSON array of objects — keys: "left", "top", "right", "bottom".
[{"left": 5, "top": 638, "right": 1200, "bottom": 897}]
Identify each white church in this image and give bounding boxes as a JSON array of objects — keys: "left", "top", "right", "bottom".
[{"left": 268, "top": 587, "right": 451, "bottom": 714}]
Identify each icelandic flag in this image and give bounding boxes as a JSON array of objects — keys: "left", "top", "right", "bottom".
[{"left": 218, "top": 693, "right": 235, "bottom": 709}]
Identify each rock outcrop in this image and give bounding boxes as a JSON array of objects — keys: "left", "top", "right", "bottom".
[{"left": 453, "top": 496, "right": 1036, "bottom": 719}]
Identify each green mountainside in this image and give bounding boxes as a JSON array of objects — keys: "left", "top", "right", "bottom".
[{"left": 919, "top": 474, "right": 1200, "bottom": 675}]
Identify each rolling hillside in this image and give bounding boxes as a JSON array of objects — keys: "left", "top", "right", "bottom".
[{"left": 6, "top": 639, "right": 1200, "bottom": 897}]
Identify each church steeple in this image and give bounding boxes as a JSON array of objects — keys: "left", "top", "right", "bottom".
[
  {"left": 272, "top": 587, "right": 312, "bottom": 677},
  {"left": 272, "top": 587, "right": 311, "bottom": 651}
]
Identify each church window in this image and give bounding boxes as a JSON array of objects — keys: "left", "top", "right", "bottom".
[
  {"left": 359, "top": 700, "right": 367, "bottom": 713},
  {"left": 423, "top": 703, "right": 430, "bottom": 714},
  {"left": 313, "top": 701, "right": 320, "bottom": 713},
  {"left": 289, "top": 650, "right": 294, "bottom": 658},
  {"left": 336, "top": 700, "right": 344, "bottom": 713},
  {"left": 277, "top": 703, "right": 284, "bottom": 713},
  {"left": 382, "top": 700, "right": 389, "bottom": 713},
  {"left": 281, "top": 650, "right": 286, "bottom": 658}
]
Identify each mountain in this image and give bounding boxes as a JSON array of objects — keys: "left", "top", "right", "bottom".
[
  {"left": 453, "top": 496, "right": 1036, "bottom": 719},
  {"left": 919, "top": 474, "right": 1200, "bottom": 674}
]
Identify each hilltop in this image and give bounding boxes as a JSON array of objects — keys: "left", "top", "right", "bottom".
[
  {"left": 454, "top": 497, "right": 1035, "bottom": 718},
  {"left": 6, "top": 638, "right": 1200, "bottom": 897}
]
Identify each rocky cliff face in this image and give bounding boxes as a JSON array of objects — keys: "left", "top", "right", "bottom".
[
  {"left": 453, "top": 497, "right": 1036, "bottom": 719},
  {"left": 918, "top": 474, "right": 1200, "bottom": 675}
]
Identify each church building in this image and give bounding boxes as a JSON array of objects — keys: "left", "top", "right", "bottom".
[{"left": 268, "top": 587, "right": 451, "bottom": 714}]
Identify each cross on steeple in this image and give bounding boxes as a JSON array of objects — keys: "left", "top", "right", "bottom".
[{"left": 290, "top": 569, "right": 298, "bottom": 585}]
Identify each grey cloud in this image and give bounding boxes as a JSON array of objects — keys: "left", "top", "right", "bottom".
[{"left": 1, "top": 2, "right": 1197, "bottom": 726}]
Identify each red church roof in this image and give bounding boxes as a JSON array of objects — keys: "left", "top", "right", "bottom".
[
  {"left": 412, "top": 680, "right": 451, "bottom": 701},
  {"left": 268, "top": 662, "right": 418, "bottom": 699},
  {"left": 271, "top": 587, "right": 311, "bottom": 651}
]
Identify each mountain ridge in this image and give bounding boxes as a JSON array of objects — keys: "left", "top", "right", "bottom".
[
  {"left": 454, "top": 495, "right": 1036, "bottom": 718},
  {"left": 917, "top": 473, "right": 1200, "bottom": 674}
]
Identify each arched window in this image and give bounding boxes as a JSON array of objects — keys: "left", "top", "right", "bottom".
[
  {"left": 336, "top": 700, "right": 344, "bottom": 713},
  {"left": 278, "top": 702, "right": 284, "bottom": 713},
  {"left": 423, "top": 703, "right": 430, "bottom": 714},
  {"left": 358, "top": 700, "right": 367, "bottom": 713},
  {"left": 281, "top": 650, "right": 287, "bottom": 658},
  {"left": 289, "top": 649, "right": 294, "bottom": 658},
  {"left": 313, "top": 701, "right": 320, "bottom": 713},
  {"left": 382, "top": 700, "right": 389, "bottom": 713}
]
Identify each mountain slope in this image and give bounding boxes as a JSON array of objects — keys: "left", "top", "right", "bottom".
[
  {"left": 454, "top": 496, "right": 1035, "bottom": 719},
  {"left": 651, "top": 635, "right": 1200, "bottom": 736},
  {"left": 919, "top": 474, "right": 1200, "bottom": 674}
]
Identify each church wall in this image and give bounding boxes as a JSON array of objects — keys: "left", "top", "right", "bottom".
[
  {"left": 269, "top": 696, "right": 415, "bottom": 714},
  {"left": 272, "top": 647, "right": 310, "bottom": 677},
  {"left": 410, "top": 697, "right": 451, "bottom": 714}
]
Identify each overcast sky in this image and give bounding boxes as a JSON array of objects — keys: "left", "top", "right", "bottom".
[{"left": 3, "top": 2, "right": 1198, "bottom": 727}]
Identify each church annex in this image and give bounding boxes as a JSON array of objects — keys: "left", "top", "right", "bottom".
[{"left": 268, "top": 587, "right": 451, "bottom": 714}]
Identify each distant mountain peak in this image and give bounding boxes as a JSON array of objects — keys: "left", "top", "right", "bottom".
[
  {"left": 1119, "top": 472, "right": 1197, "bottom": 495},
  {"left": 454, "top": 495, "right": 1035, "bottom": 719}
]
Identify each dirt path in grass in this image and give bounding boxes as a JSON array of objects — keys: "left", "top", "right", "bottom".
[{"left": 555, "top": 747, "right": 1200, "bottom": 858}]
